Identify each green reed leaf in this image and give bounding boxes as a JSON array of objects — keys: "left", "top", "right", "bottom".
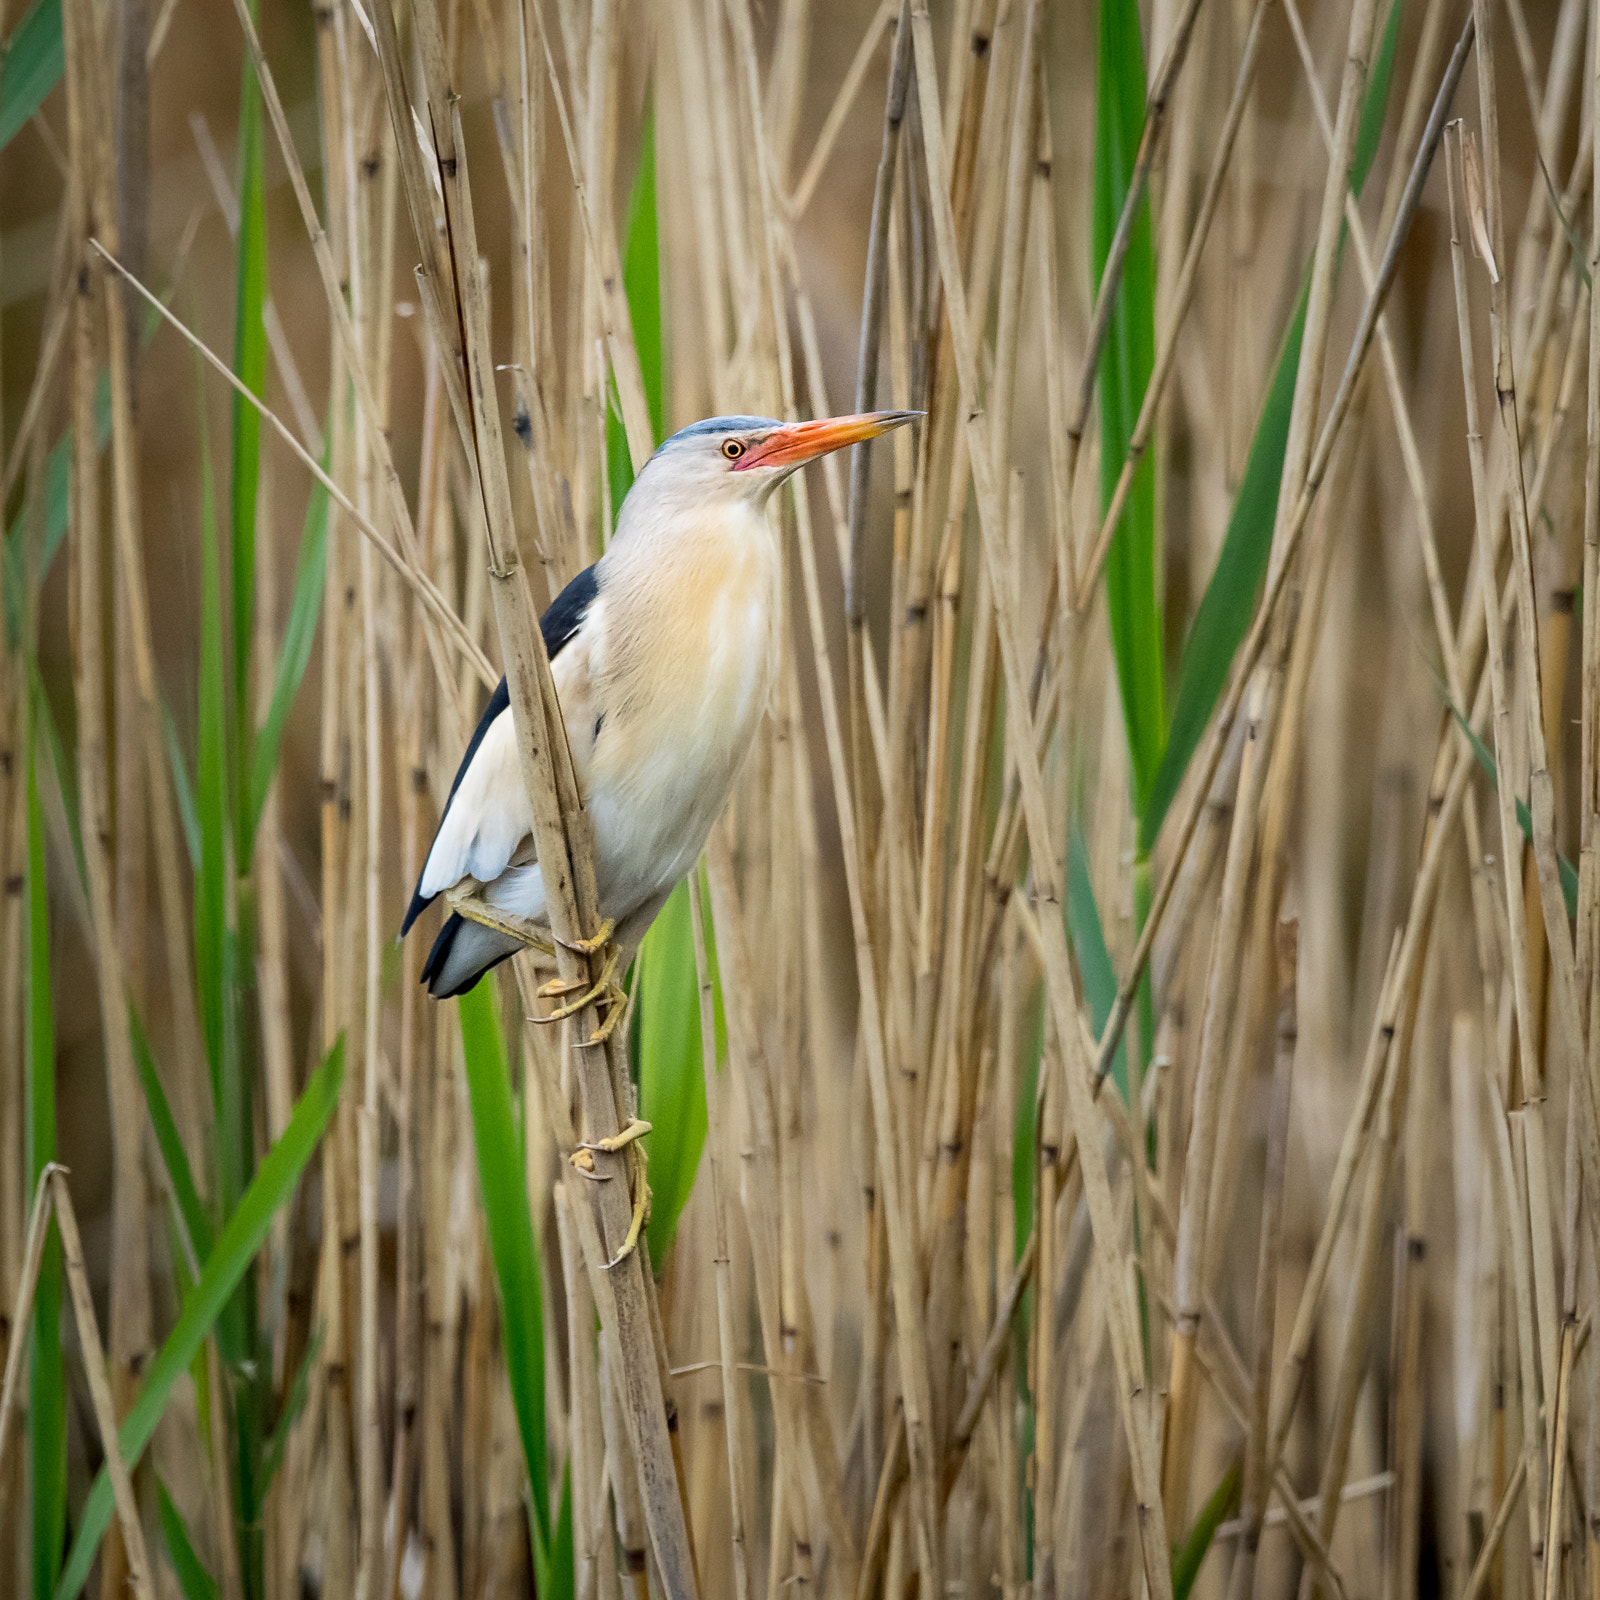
[
  {"left": 1093, "top": 0, "right": 1163, "bottom": 817},
  {"left": 1142, "top": 0, "right": 1404, "bottom": 850},
  {"left": 638, "top": 876, "right": 719, "bottom": 1264},
  {"left": 54, "top": 1039, "right": 344, "bottom": 1600},
  {"left": 230, "top": 44, "right": 268, "bottom": 852},
  {"left": 247, "top": 461, "right": 329, "bottom": 848},
  {"left": 0, "top": 0, "right": 62, "bottom": 152},
  {"left": 1172, "top": 1459, "right": 1241, "bottom": 1599},
  {"left": 457, "top": 980, "right": 551, "bottom": 1568},
  {"left": 157, "top": 1479, "right": 219, "bottom": 1600},
  {"left": 130, "top": 1007, "right": 214, "bottom": 1270}
]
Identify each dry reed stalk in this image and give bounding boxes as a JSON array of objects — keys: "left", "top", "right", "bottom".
[
  {"left": 907, "top": 8, "right": 1177, "bottom": 1587},
  {"left": 687, "top": 873, "right": 752, "bottom": 1600},
  {"left": 1447, "top": 131, "right": 1579, "bottom": 1577},
  {"left": 49, "top": 1171, "right": 155, "bottom": 1600},
  {"left": 60, "top": 2, "right": 156, "bottom": 1555},
  {"left": 1466, "top": 0, "right": 1600, "bottom": 1296},
  {"left": 1092, "top": 10, "right": 1473, "bottom": 1089},
  {"left": 730, "top": 18, "right": 944, "bottom": 1591},
  {"left": 0, "top": 1167, "right": 56, "bottom": 1502},
  {"left": 1228, "top": 919, "right": 1298, "bottom": 1600},
  {"left": 1161, "top": 21, "right": 1395, "bottom": 1493},
  {"left": 1264, "top": 730, "right": 1475, "bottom": 1478},
  {"left": 703, "top": 828, "right": 858, "bottom": 1584}
]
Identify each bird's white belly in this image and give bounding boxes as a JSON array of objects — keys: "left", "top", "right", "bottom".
[{"left": 585, "top": 575, "right": 774, "bottom": 919}]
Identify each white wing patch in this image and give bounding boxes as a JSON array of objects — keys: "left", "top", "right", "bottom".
[{"left": 417, "top": 708, "right": 534, "bottom": 899}]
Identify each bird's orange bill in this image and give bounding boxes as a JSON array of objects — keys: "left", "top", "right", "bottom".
[{"left": 733, "top": 410, "right": 920, "bottom": 471}]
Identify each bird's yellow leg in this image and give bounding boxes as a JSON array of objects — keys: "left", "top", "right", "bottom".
[
  {"left": 604, "top": 1154, "right": 651, "bottom": 1270},
  {"left": 555, "top": 916, "right": 614, "bottom": 955},
  {"left": 565, "top": 1125, "right": 651, "bottom": 1268},
  {"left": 531, "top": 948, "right": 620, "bottom": 1024},
  {"left": 444, "top": 888, "right": 555, "bottom": 955}
]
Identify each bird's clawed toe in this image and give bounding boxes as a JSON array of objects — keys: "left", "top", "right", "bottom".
[
  {"left": 577, "top": 1118, "right": 652, "bottom": 1155},
  {"left": 530, "top": 948, "right": 622, "bottom": 1029},
  {"left": 556, "top": 916, "right": 614, "bottom": 955}
]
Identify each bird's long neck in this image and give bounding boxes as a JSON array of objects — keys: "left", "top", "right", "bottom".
[{"left": 599, "top": 496, "right": 780, "bottom": 725}]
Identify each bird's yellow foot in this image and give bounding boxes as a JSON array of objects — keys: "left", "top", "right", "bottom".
[
  {"left": 531, "top": 949, "right": 620, "bottom": 1024},
  {"left": 445, "top": 889, "right": 556, "bottom": 956},
  {"left": 575, "top": 1118, "right": 652, "bottom": 1155},
  {"left": 556, "top": 916, "right": 614, "bottom": 955}
]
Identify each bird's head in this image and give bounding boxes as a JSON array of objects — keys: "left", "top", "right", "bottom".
[{"left": 632, "top": 411, "right": 921, "bottom": 516}]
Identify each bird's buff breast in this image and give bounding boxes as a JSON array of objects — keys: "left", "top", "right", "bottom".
[{"left": 584, "top": 527, "right": 778, "bottom": 896}]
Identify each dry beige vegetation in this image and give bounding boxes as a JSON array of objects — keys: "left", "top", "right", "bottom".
[{"left": 0, "top": 0, "right": 1596, "bottom": 1597}]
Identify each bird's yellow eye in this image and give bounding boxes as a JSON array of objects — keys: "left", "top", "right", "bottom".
[{"left": 721, "top": 438, "right": 746, "bottom": 460}]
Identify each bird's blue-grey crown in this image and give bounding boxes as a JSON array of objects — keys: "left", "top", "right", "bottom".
[{"left": 652, "top": 415, "right": 781, "bottom": 456}]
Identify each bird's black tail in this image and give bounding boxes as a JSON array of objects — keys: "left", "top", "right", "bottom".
[{"left": 420, "top": 912, "right": 521, "bottom": 998}]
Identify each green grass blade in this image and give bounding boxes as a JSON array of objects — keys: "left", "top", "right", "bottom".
[
  {"left": 29, "top": 660, "right": 84, "bottom": 893},
  {"left": 247, "top": 465, "right": 328, "bottom": 849},
  {"left": 535, "top": 1460, "right": 575, "bottom": 1600},
  {"left": 457, "top": 981, "right": 550, "bottom": 1566},
  {"left": 1172, "top": 1458, "right": 1240, "bottom": 1599},
  {"left": 1012, "top": 992, "right": 1044, "bottom": 1264},
  {"left": 637, "top": 878, "right": 714, "bottom": 1264},
  {"left": 53, "top": 1038, "right": 344, "bottom": 1600},
  {"left": 129, "top": 1007, "right": 214, "bottom": 1267},
  {"left": 1350, "top": 0, "right": 1405, "bottom": 197},
  {"left": 4, "top": 322, "right": 159, "bottom": 643},
  {"left": 624, "top": 109, "right": 663, "bottom": 440},
  {"left": 1451, "top": 707, "right": 1579, "bottom": 916},
  {"left": 229, "top": 52, "right": 268, "bottom": 853},
  {"left": 1093, "top": 0, "right": 1163, "bottom": 817},
  {"left": 192, "top": 355, "right": 242, "bottom": 1214},
  {"left": 605, "top": 108, "right": 662, "bottom": 524},
  {"left": 0, "top": 0, "right": 62, "bottom": 152},
  {"left": 156, "top": 1479, "right": 220, "bottom": 1600},
  {"left": 161, "top": 697, "right": 201, "bottom": 869},
  {"left": 1065, "top": 827, "right": 1126, "bottom": 1099},
  {"left": 26, "top": 700, "right": 66, "bottom": 1600},
  {"left": 259, "top": 1320, "right": 322, "bottom": 1497},
  {"left": 1141, "top": 0, "right": 1404, "bottom": 850},
  {"left": 1143, "top": 290, "right": 1305, "bottom": 846}
]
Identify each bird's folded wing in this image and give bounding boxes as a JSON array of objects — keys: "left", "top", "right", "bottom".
[
  {"left": 402, "top": 561, "right": 601, "bottom": 936},
  {"left": 416, "top": 703, "right": 535, "bottom": 903}
]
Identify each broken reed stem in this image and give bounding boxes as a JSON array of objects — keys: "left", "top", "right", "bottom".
[
  {"left": 0, "top": 1166, "right": 56, "bottom": 1505},
  {"left": 49, "top": 1170, "right": 155, "bottom": 1600}
]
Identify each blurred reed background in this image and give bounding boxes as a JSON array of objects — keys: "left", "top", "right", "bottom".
[{"left": 0, "top": 0, "right": 1591, "bottom": 1594}]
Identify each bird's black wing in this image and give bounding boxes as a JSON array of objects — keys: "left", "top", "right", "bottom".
[{"left": 400, "top": 562, "right": 599, "bottom": 936}]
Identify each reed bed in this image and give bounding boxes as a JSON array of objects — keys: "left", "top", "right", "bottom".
[{"left": 0, "top": 0, "right": 1594, "bottom": 1594}]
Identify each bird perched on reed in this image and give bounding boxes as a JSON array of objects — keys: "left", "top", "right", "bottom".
[{"left": 402, "top": 410, "right": 917, "bottom": 1002}]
